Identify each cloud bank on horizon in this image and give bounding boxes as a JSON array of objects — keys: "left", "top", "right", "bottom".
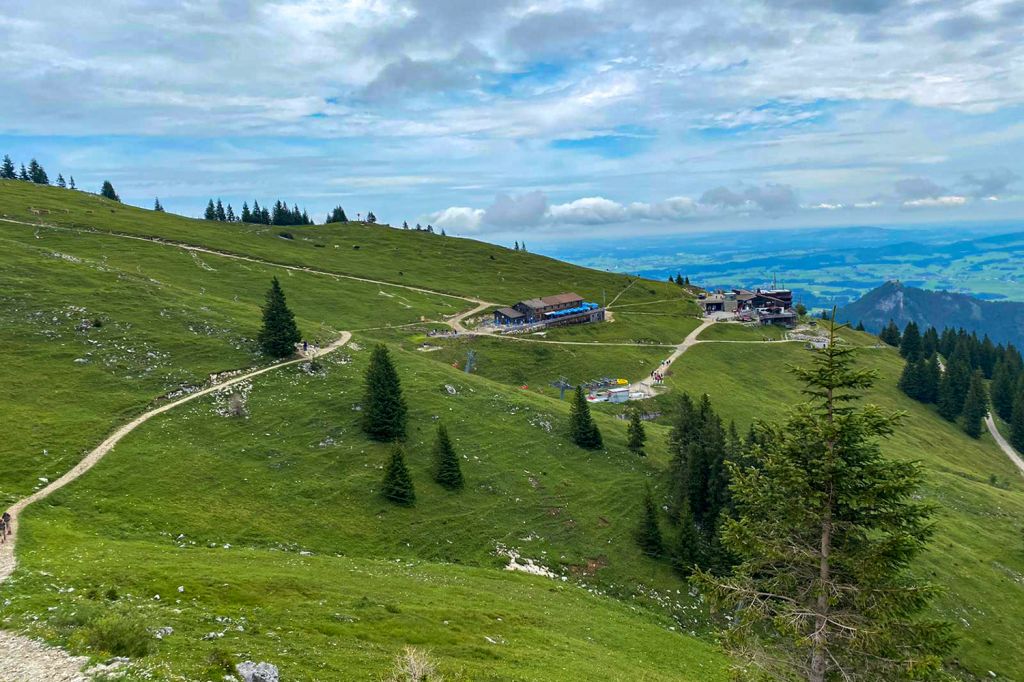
[{"left": 0, "top": 0, "right": 1022, "bottom": 239}]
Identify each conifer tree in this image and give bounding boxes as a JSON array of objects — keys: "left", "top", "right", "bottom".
[
  {"left": 27, "top": 159, "right": 48, "bottom": 184},
  {"left": 215, "top": 199, "right": 227, "bottom": 222},
  {"left": 251, "top": 200, "right": 261, "bottom": 222},
  {"left": 1010, "top": 386, "right": 1024, "bottom": 453},
  {"left": 326, "top": 206, "right": 348, "bottom": 223},
  {"left": 673, "top": 505, "right": 703, "bottom": 576},
  {"left": 153, "top": 197, "right": 164, "bottom": 212},
  {"left": 514, "top": 241, "right": 520, "bottom": 251},
  {"left": 402, "top": 220, "right": 409, "bottom": 229},
  {"left": 961, "top": 370, "right": 988, "bottom": 439},
  {"left": 899, "top": 321, "right": 922, "bottom": 361},
  {"left": 381, "top": 442, "right": 415, "bottom": 506},
  {"left": 922, "top": 354, "right": 941, "bottom": 403},
  {"left": 0, "top": 155, "right": 15, "bottom": 180},
  {"left": 520, "top": 241, "right": 526, "bottom": 252},
  {"left": 879, "top": 319, "right": 901, "bottom": 346},
  {"left": 696, "top": 318, "right": 953, "bottom": 682},
  {"left": 626, "top": 408, "right": 646, "bottom": 455},
  {"left": 56, "top": 174, "right": 67, "bottom": 188},
  {"left": 204, "top": 199, "right": 217, "bottom": 220},
  {"left": 100, "top": 181, "right": 120, "bottom": 202},
  {"left": 921, "top": 326, "right": 939, "bottom": 358},
  {"left": 241, "top": 202, "right": 252, "bottom": 223},
  {"left": 367, "top": 211, "right": 377, "bottom": 224},
  {"left": 256, "top": 277, "right": 301, "bottom": 358},
  {"left": 226, "top": 204, "right": 236, "bottom": 222},
  {"left": 432, "top": 423, "right": 464, "bottom": 490},
  {"left": 938, "top": 357, "right": 971, "bottom": 421},
  {"left": 897, "top": 358, "right": 925, "bottom": 401},
  {"left": 18, "top": 164, "right": 29, "bottom": 181},
  {"left": 68, "top": 176, "right": 76, "bottom": 189},
  {"left": 990, "top": 360, "right": 1017, "bottom": 421},
  {"left": 362, "top": 344, "right": 408, "bottom": 441},
  {"left": 636, "top": 488, "right": 664, "bottom": 558},
  {"left": 569, "top": 385, "right": 603, "bottom": 449},
  {"left": 441, "top": 228, "right": 446, "bottom": 236}
]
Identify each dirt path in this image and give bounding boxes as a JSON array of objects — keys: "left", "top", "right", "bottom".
[
  {"left": 985, "top": 415, "right": 1024, "bottom": 477},
  {"left": 0, "top": 334, "right": 353, "bottom": 680},
  {"left": 628, "top": 318, "right": 714, "bottom": 397}
]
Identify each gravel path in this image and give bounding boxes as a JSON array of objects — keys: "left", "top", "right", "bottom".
[
  {"left": 985, "top": 415, "right": 1024, "bottom": 477},
  {"left": 0, "top": 333, "right": 353, "bottom": 679}
]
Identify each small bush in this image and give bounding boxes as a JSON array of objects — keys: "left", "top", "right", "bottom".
[
  {"left": 278, "top": 231, "right": 294, "bottom": 240},
  {"left": 91, "top": 318, "right": 104, "bottom": 328},
  {"left": 83, "top": 613, "right": 155, "bottom": 658},
  {"left": 105, "top": 587, "right": 119, "bottom": 601},
  {"left": 385, "top": 646, "right": 441, "bottom": 682}
]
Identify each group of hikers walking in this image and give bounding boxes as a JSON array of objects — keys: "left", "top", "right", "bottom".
[{"left": 0, "top": 510, "right": 11, "bottom": 543}]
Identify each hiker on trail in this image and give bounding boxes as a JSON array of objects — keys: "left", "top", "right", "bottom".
[
  {"left": 2, "top": 510, "right": 9, "bottom": 535},
  {"left": 303, "top": 340, "right": 308, "bottom": 353},
  {"left": 0, "top": 518, "right": 6, "bottom": 543}
]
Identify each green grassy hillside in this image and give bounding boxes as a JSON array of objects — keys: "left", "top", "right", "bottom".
[{"left": 1, "top": 181, "right": 1022, "bottom": 681}]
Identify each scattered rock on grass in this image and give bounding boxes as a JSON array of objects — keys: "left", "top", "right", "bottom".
[{"left": 237, "top": 661, "right": 280, "bottom": 682}]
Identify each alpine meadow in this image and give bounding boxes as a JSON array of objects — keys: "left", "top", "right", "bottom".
[{"left": 2, "top": 2, "right": 1024, "bottom": 681}]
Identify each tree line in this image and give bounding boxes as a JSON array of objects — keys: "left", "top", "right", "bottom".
[
  {"left": 2, "top": 153, "right": 77, "bottom": 190},
  {"left": 884, "top": 319, "right": 1021, "bottom": 440},
  {"left": 203, "top": 198, "right": 314, "bottom": 226},
  {"left": 638, "top": 321, "right": 952, "bottom": 681}
]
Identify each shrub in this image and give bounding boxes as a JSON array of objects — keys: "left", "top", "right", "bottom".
[
  {"left": 83, "top": 613, "right": 155, "bottom": 658},
  {"left": 385, "top": 647, "right": 441, "bottom": 682},
  {"left": 278, "top": 231, "right": 294, "bottom": 240}
]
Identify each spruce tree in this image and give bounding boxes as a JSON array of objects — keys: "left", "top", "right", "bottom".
[
  {"left": 367, "top": 211, "right": 377, "bottom": 224},
  {"left": 922, "top": 354, "right": 941, "bottom": 404},
  {"left": 1010, "top": 387, "right": 1024, "bottom": 453},
  {"left": 695, "top": 319, "right": 953, "bottom": 682},
  {"left": 921, "top": 326, "right": 939, "bottom": 358},
  {"left": 153, "top": 197, "right": 164, "bottom": 212},
  {"left": 626, "top": 408, "right": 646, "bottom": 455},
  {"left": 990, "top": 360, "right": 1017, "bottom": 421},
  {"left": 226, "top": 204, "right": 236, "bottom": 222},
  {"left": 27, "top": 159, "right": 48, "bottom": 184},
  {"left": 215, "top": 199, "right": 227, "bottom": 222},
  {"left": 961, "top": 370, "right": 988, "bottom": 439},
  {"left": 362, "top": 344, "right": 408, "bottom": 441},
  {"left": 56, "top": 173, "right": 67, "bottom": 188},
  {"left": 673, "top": 505, "right": 703, "bottom": 576},
  {"left": 569, "top": 385, "right": 602, "bottom": 449},
  {"left": 0, "top": 155, "right": 15, "bottom": 180},
  {"left": 879, "top": 319, "right": 901, "bottom": 346},
  {"left": 897, "top": 358, "right": 923, "bottom": 401},
  {"left": 256, "top": 277, "right": 301, "bottom": 358},
  {"left": 381, "top": 442, "right": 415, "bottom": 506},
  {"left": 18, "top": 164, "right": 29, "bottom": 181},
  {"left": 204, "top": 200, "right": 217, "bottom": 220},
  {"left": 899, "top": 321, "right": 921, "bottom": 361},
  {"left": 432, "top": 423, "right": 464, "bottom": 490},
  {"left": 241, "top": 202, "right": 252, "bottom": 223},
  {"left": 100, "top": 181, "right": 120, "bottom": 202},
  {"left": 68, "top": 176, "right": 76, "bottom": 189},
  {"left": 637, "top": 488, "right": 664, "bottom": 558},
  {"left": 938, "top": 358, "right": 971, "bottom": 421}
]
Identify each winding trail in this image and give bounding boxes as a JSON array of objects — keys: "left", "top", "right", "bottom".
[
  {"left": 0, "top": 335, "right": 352, "bottom": 680},
  {"left": 0, "top": 333, "right": 352, "bottom": 584},
  {"left": 985, "top": 415, "right": 1024, "bottom": 477}
]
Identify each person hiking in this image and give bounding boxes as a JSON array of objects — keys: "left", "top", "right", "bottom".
[
  {"left": 0, "top": 518, "right": 6, "bottom": 543},
  {"left": 2, "top": 510, "right": 9, "bottom": 535},
  {"left": 303, "top": 340, "right": 308, "bottom": 352}
]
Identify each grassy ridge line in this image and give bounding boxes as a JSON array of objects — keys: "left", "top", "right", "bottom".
[
  {"left": 0, "top": 182, "right": 681, "bottom": 306},
  {"left": 0, "top": 217, "right": 487, "bottom": 305}
]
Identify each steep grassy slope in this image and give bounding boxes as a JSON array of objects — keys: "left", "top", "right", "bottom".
[
  {"left": 0, "top": 182, "right": 725, "bottom": 679},
  {"left": 664, "top": 337, "right": 1024, "bottom": 681},
  {"left": 0, "top": 181, "right": 680, "bottom": 306}
]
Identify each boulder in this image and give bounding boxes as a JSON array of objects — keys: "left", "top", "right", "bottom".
[{"left": 237, "top": 661, "right": 280, "bottom": 682}]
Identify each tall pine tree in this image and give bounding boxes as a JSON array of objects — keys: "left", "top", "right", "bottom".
[
  {"left": 100, "top": 181, "right": 120, "bottom": 202},
  {"left": 696, "top": 318, "right": 953, "bottom": 682},
  {"left": 879, "top": 319, "right": 901, "bottom": 346},
  {"left": 432, "top": 423, "right": 464, "bottom": 490},
  {"left": 636, "top": 488, "right": 664, "bottom": 558},
  {"left": 1011, "top": 385, "right": 1024, "bottom": 453},
  {"left": 256, "top": 277, "right": 301, "bottom": 358},
  {"left": 899, "top": 321, "right": 921, "bottom": 361},
  {"left": 961, "top": 370, "right": 988, "bottom": 439},
  {"left": 937, "top": 357, "right": 971, "bottom": 421},
  {"left": 0, "top": 155, "right": 15, "bottom": 180},
  {"left": 569, "top": 385, "right": 603, "bottom": 449},
  {"left": 381, "top": 442, "right": 415, "bottom": 506},
  {"left": 362, "top": 344, "right": 408, "bottom": 441},
  {"left": 990, "top": 360, "right": 1017, "bottom": 421},
  {"left": 626, "top": 408, "right": 646, "bottom": 455}
]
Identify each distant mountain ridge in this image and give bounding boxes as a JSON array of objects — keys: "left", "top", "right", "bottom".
[{"left": 838, "top": 281, "right": 1024, "bottom": 347}]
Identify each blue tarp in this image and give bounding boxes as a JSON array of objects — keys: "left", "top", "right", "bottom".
[{"left": 545, "top": 302, "right": 599, "bottom": 318}]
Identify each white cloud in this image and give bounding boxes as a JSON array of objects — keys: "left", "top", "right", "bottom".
[
  {"left": 902, "top": 195, "right": 968, "bottom": 208},
  {"left": 547, "top": 196, "right": 629, "bottom": 224},
  {"left": 426, "top": 206, "right": 485, "bottom": 230}
]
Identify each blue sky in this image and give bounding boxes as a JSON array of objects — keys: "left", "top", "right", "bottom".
[{"left": 1, "top": 0, "right": 1022, "bottom": 243}]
